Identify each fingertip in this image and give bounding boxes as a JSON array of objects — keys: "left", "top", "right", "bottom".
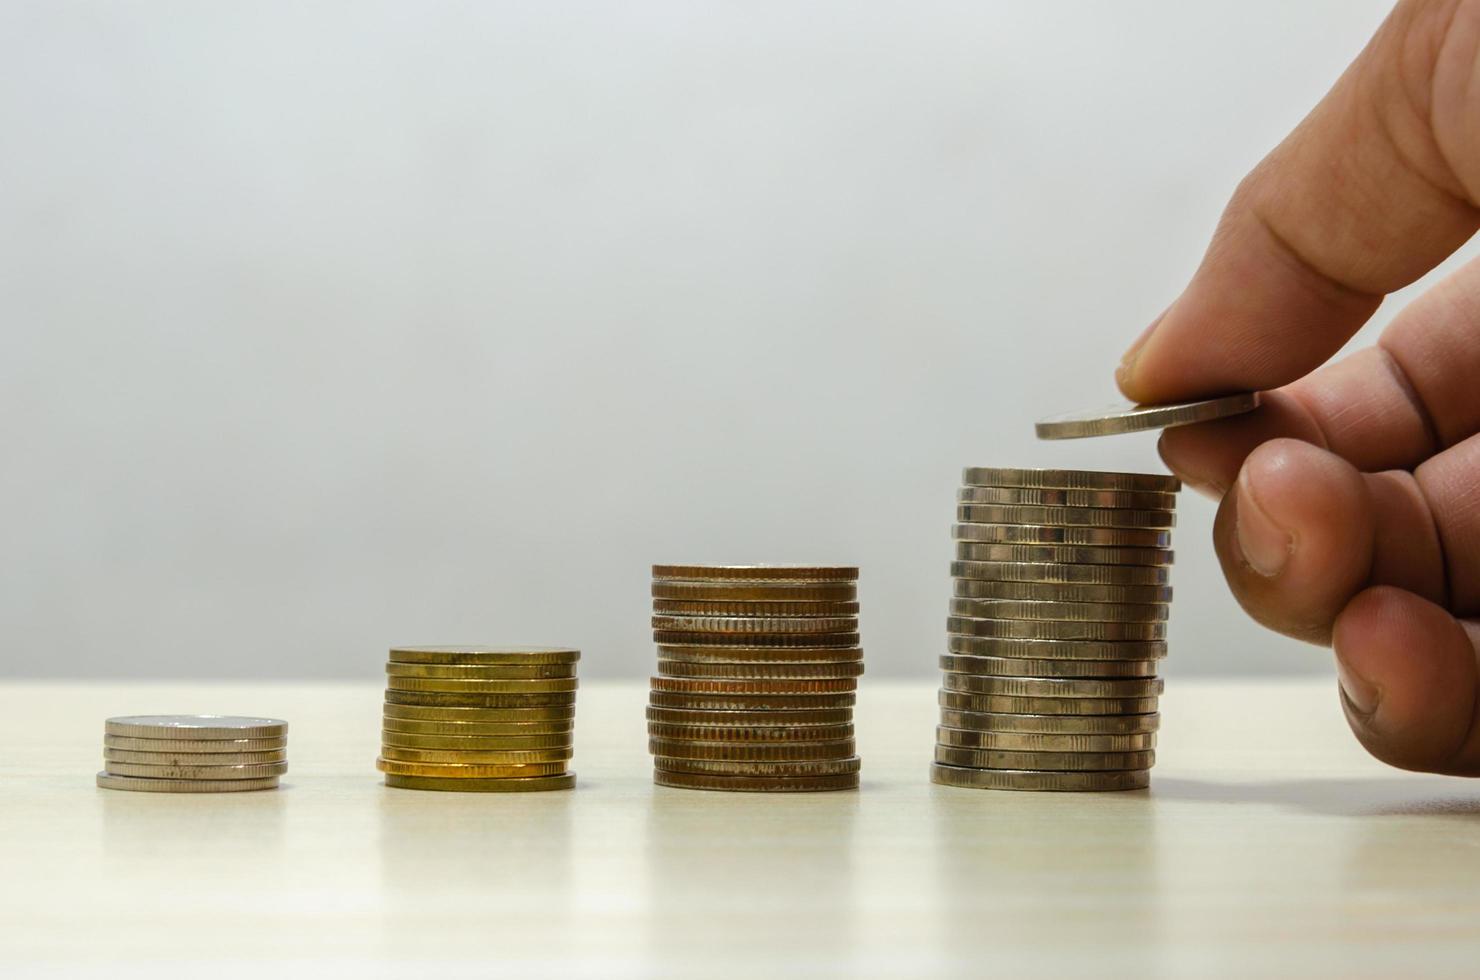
[
  {"left": 1333, "top": 587, "right": 1479, "bottom": 774},
  {"left": 1157, "top": 429, "right": 1227, "bottom": 501},
  {"left": 1115, "top": 307, "right": 1172, "bottom": 403},
  {"left": 1213, "top": 439, "right": 1373, "bottom": 642},
  {"left": 1238, "top": 439, "right": 1368, "bottom": 549}
]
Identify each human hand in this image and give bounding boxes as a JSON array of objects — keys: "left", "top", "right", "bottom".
[{"left": 1115, "top": 0, "right": 1480, "bottom": 774}]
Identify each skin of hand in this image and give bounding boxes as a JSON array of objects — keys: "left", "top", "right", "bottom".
[{"left": 1116, "top": 0, "right": 1480, "bottom": 775}]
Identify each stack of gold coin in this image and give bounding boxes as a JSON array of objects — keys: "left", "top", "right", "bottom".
[
  {"left": 378, "top": 645, "right": 578, "bottom": 792},
  {"left": 647, "top": 564, "right": 863, "bottom": 792},
  {"left": 97, "top": 715, "right": 288, "bottom": 792},
  {"left": 932, "top": 467, "right": 1178, "bottom": 792}
]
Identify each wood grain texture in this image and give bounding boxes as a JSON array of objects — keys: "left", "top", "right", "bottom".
[{"left": 3, "top": 679, "right": 1480, "bottom": 978}]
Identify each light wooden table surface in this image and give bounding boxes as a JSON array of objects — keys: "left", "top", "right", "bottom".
[{"left": 4, "top": 678, "right": 1480, "bottom": 978}]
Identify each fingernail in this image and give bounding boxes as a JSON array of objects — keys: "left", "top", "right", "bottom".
[
  {"left": 1336, "top": 659, "right": 1380, "bottom": 717},
  {"left": 1233, "top": 467, "right": 1292, "bottom": 577},
  {"left": 1116, "top": 307, "right": 1169, "bottom": 392}
]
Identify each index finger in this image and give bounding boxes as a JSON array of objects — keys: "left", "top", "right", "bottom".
[{"left": 1117, "top": 0, "right": 1480, "bottom": 404}]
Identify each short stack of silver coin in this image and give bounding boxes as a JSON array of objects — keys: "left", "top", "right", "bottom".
[
  {"left": 97, "top": 715, "right": 289, "bottom": 792},
  {"left": 931, "top": 467, "right": 1178, "bottom": 792}
]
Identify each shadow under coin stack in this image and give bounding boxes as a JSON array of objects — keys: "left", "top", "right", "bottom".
[
  {"left": 379, "top": 646, "right": 579, "bottom": 792},
  {"left": 932, "top": 467, "right": 1179, "bottom": 792},
  {"left": 647, "top": 564, "right": 863, "bottom": 792},
  {"left": 97, "top": 715, "right": 288, "bottom": 792}
]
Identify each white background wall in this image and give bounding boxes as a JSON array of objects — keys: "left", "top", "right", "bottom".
[{"left": 2, "top": 1, "right": 1464, "bottom": 679}]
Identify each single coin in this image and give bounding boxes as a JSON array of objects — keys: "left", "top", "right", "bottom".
[
  {"left": 645, "top": 705, "right": 855, "bottom": 727},
  {"left": 103, "top": 748, "right": 288, "bottom": 766},
  {"left": 658, "top": 660, "right": 865, "bottom": 680},
  {"left": 103, "top": 760, "right": 288, "bottom": 780},
  {"left": 656, "top": 644, "right": 864, "bottom": 664},
  {"left": 385, "top": 663, "right": 577, "bottom": 680},
  {"left": 951, "top": 559, "right": 1172, "bottom": 586},
  {"left": 938, "top": 654, "right": 1158, "bottom": 679},
  {"left": 648, "top": 738, "right": 857, "bottom": 761},
  {"left": 949, "top": 597, "right": 1168, "bottom": 623},
  {"left": 961, "top": 467, "right": 1180, "bottom": 493},
  {"left": 941, "top": 674, "right": 1163, "bottom": 699},
  {"left": 948, "top": 616, "right": 1166, "bottom": 642},
  {"left": 382, "top": 717, "right": 573, "bottom": 737},
  {"left": 653, "top": 756, "right": 863, "bottom": 777},
  {"left": 953, "top": 577, "right": 1172, "bottom": 604},
  {"left": 947, "top": 621, "right": 1166, "bottom": 645},
  {"left": 934, "top": 745, "right": 1156, "bottom": 771},
  {"left": 956, "top": 504, "right": 1176, "bottom": 529},
  {"left": 954, "top": 541, "right": 1174, "bottom": 567},
  {"left": 957, "top": 485, "right": 1178, "bottom": 510},
  {"left": 938, "top": 689, "right": 1159, "bottom": 715},
  {"left": 652, "top": 631, "right": 861, "bottom": 648},
  {"left": 648, "top": 691, "right": 856, "bottom": 710},
  {"left": 954, "top": 523, "right": 1171, "bottom": 548},
  {"left": 381, "top": 730, "right": 572, "bottom": 749},
  {"left": 382, "top": 703, "right": 575, "bottom": 722},
  {"left": 1035, "top": 392, "right": 1261, "bottom": 440},
  {"left": 649, "top": 676, "right": 857, "bottom": 695},
  {"left": 105, "top": 715, "right": 288, "bottom": 740},
  {"left": 647, "top": 722, "right": 855, "bottom": 742},
  {"left": 654, "top": 770, "right": 859, "bottom": 792},
  {"left": 388, "top": 646, "right": 580, "bottom": 666},
  {"left": 96, "top": 772, "right": 280, "bottom": 793},
  {"left": 384, "top": 772, "right": 576, "bottom": 793},
  {"left": 935, "top": 727, "right": 1156, "bottom": 752},
  {"left": 930, "top": 763, "right": 1149, "bottom": 792},
  {"left": 652, "top": 599, "right": 861, "bottom": 617},
  {"left": 378, "top": 746, "right": 572, "bottom": 765},
  {"left": 652, "top": 581, "right": 858, "bottom": 602},
  {"left": 378, "top": 728, "right": 568, "bottom": 752},
  {"left": 652, "top": 564, "right": 858, "bottom": 582},
  {"left": 938, "top": 709, "right": 1161, "bottom": 735},
  {"left": 102, "top": 735, "right": 287, "bottom": 753},
  {"left": 947, "top": 633, "right": 1167, "bottom": 661},
  {"left": 375, "top": 758, "right": 568, "bottom": 778},
  {"left": 385, "top": 677, "right": 579, "bottom": 694},
  {"left": 384, "top": 691, "right": 577, "bottom": 708},
  {"left": 650, "top": 615, "right": 858, "bottom": 635}
]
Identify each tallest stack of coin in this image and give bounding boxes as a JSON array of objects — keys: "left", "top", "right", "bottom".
[
  {"left": 648, "top": 564, "right": 863, "bottom": 792},
  {"left": 932, "top": 467, "right": 1178, "bottom": 792}
]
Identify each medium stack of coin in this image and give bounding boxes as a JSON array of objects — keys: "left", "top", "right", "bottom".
[
  {"left": 648, "top": 564, "right": 863, "bottom": 792},
  {"left": 378, "top": 645, "right": 578, "bottom": 792},
  {"left": 932, "top": 467, "right": 1178, "bottom": 792},
  {"left": 97, "top": 715, "right": 288, "bottom": 792}
]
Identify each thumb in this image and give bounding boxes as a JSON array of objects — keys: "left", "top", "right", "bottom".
[{"left": 1119, "top": 0, "right": 1480, "bottom": 403}]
